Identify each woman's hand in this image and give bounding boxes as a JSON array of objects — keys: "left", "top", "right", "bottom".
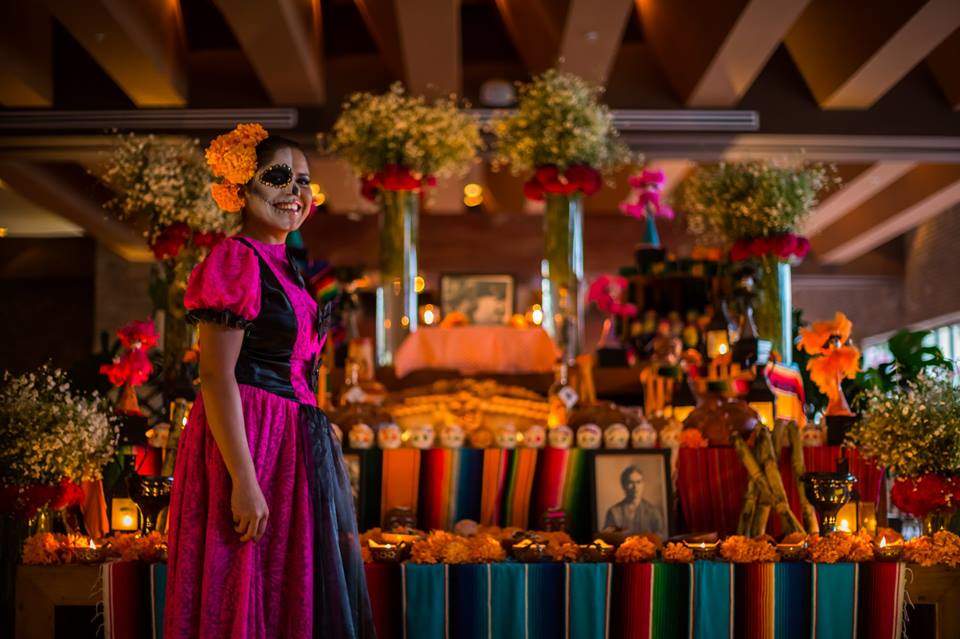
[{"left": 231, "top": 475, "right": 269, "bottom": 542}]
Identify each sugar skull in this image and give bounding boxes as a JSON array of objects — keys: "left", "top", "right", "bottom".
[
  {"left": 547, "top": 425, "right": 573, "bottom": 449},
  {"left": 408, "top": 424, "right": 435, "bottom": 449},
  {"left": 347, "top": 423, "right": 374, "bottom": 450},
  {"left": 495, "top": 425, "right": 518, "bottom": 449},
  {"left": 469, "top": 428, "right": 494, "bottom": 449},
  {"left": 440, "top": 423, "right": 466, "bottom": 448},
  {"left": 802, "top": 425, "right": 825, "bottom": 447},
  {"left": 522, "top": 424, "right": 546, "bottom": 449},
  {"left": 631, "top": 421, "right": 658, "bottom": 449},
  {"left": 576, "top": 423, "right": 602, "bottom": 449},
  {"left": 658, "top": 419, "right": 683, "bottom": 448},
  {"left": 603, "top": 423, "right": 630, "bottom": 449},
  {"left": 377, "top": 423, "right": 402, "bottom": 449}
]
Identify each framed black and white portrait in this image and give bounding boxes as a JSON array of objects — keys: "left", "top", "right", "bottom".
[
  {"left": 588, "top": 449, "right": 672, "bottom": 538},
  {"left": 439, "top": 274, "right": 514, "bottom": 325}
]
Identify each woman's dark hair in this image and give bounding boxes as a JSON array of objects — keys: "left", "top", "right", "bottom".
[{"left": 254, "top": 135, "right": 305, "bottom": 171}]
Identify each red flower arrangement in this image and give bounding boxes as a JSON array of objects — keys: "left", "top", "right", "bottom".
[
  {"left": 729, "top": 233, "right": 810, "bottom": 263},
  {"left": 522, "top": 164, "right": 602, "bottom": 201},
  {"left": 891, "top": 474, "right": 959, "bottom": 518},
  {"left": 360, "top": 164, "right": 437, "bottom": 202},
  {"left": 149, "top": 222, "right": 191, "bottom": 260},
  {"left": 100, "top": 319, "right": 158, "bottom": 414},
  {"left": 192, "top": 230, "right": 226, "bottom": 248},
  {"left": 587, "top": 274, "right": 637, "bottom": 317},
  {"left": 619, "top": 169, "right": 674, "bottom": 220}
]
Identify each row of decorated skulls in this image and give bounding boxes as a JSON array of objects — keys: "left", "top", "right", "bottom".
[{"left": 339, "top": 420, "right": 676, "bottom": 450}]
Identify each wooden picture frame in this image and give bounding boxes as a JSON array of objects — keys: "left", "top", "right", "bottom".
[
  {"left": 586, "top": 448, "right": 673, "bottom": 538},
  {"left": 439, "top": 273, "right": 515, "bottom": 325}
]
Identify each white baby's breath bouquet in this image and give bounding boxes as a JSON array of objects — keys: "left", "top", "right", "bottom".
[
  {"left": 673, "top": 160, "right": 833, "bottom": 244},
  {"left": 100, "top": 134, "right": 233, "bottom": 243},
  {"left": 849, "top": 373, "right": 960, "bottom": 477},
  {"left": 488, "top": 69, "right": 632, "bottom": 176},
  {"left": 0, "top": 367, "right": 118, "bottom": 486},
  {"left": 323, "top": 83, "right": 481, "bottom": 179}
]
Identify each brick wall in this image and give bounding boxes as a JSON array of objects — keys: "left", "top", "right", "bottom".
[
  {"left": 903, "top": 203, "right": 960, "bottom": 326},
  {"left": 93, "top": 243, "right": 153, "bottom": 346}
]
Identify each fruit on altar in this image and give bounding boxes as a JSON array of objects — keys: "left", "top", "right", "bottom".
[
  {"left": 469, "top": 428, "right": 494, "bottom": 449},
  {"left": 682, "top": 392, "right": 761, "bottom": 445}
]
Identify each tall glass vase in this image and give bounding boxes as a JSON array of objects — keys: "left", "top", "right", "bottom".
[
  {"left": 376, "top": 189, "right": 419, "bottom": 367},
  {"left": 754, "top": 256, "right": 793, "bottom": 364},
  {"left": 542, "top": 193, "right": 584, "bottom": 359}
]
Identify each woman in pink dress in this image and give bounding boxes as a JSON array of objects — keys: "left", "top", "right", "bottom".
[{"left": 164, "top": 125, "right": 374, "bottom": 638}]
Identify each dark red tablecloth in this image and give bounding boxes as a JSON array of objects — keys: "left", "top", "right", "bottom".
[{"left": 676, "top": 446, "right": 883, "bottom": 535}]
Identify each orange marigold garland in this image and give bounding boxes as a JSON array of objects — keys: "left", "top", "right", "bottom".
[
  {"left": 662, "top": 542, "right": 694, "bottom": 563},
  {"left": 720, "top": 535, "right": 777, "bottom": 563},
  {"left": 615, "top": 535, "right": 657, "bottom": 562},
  {"left": 807, "top": 532, "right": 877, "bottom": 563},
  {"left": 904, "top": 531, "right": 960, "bottom": 568},
  {"left": 205, "top": 123, "right": 269, "bottom": 212}
]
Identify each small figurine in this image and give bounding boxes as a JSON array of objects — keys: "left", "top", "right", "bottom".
[
  {"left": 603, "top": 423, "right": 630, "bottom": 449},
  {"left": 347, "top": 423, "right": 374, "bottom": 450},
  {"left": 631, "top": 421, "right": 658, "bottom": 449},
  {"left": 377, "top": 423, "right": 402, "bottom": 449},
  {"left": 330, "top": 422, "right": 343, "bottom": 444},
  {"left": 469, "top": 427, "right": 494, "bottom": 449},
  {"left": 547, "top": 425, "right": 574, "bottom": 449},
  {"left": 802, "top": 424, "right": 825, "bottom": 447},
  {"left": 439, "top": 423, "right": 466, "bottom": 448},
  {"left": 522, "top": 424, "right": 546, "bottom": 449},
  {"left": 495, "top": 424, "right": 518, "bottom": 449},
  {"left": 407, "top": 424, "right": 436, "bottom": 449},
  {"left": 576, "top": 423, "right": 602, "bottom": 449}
]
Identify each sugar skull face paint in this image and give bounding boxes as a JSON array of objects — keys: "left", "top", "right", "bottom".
[{"left": 258, "top": 163, "right": 293, "bottom": 189}]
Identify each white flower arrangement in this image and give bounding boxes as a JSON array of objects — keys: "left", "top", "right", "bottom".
[
  {"left": 322, "top": 83, "right": 481, "bottom": 178},
  {"left": 99, "top": 134, "right": 234, "bottom": 242},
  {"left": 487, "top": 69, "right": 632, "bottom": 175},
  {"left": 849, "top": 373, "right": 960, "bottom": 477},
  {"left": 673, "top": 160, "right": 834, "bottom": 243},
  {"left": 0, "top": 367, "right": 118, "bottom": 486}
]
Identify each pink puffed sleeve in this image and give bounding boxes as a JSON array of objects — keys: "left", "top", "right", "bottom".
[{"left": 184, "top": 238, "right": 260, "bottom": 329}]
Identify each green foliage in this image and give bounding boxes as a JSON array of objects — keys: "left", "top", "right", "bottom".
[{"left": 855, "top": 329, "right": 952, "bottom": 397}]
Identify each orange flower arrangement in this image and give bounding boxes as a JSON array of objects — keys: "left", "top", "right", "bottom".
[
  {"left": 798, "top": 312, "right": 860, "bottom": 416},
  {"left": 409, "top": 530, "right": 507, "bottom": 564},
  {"left": 807, "top": 532, "right": 875, "bottom": 563},
  {"left": 615, "top": 535, "right": 657, "bottom": 562},
  {"left": 662, "top": 542, "right": 695, "bottom": 563},
  {"left": 720, "top": 535, "right": 777, "bottom": 563},
  {"left": 904, "top": 531, "right": 960, "bottom": 568},
  {"left": 22, "top": 533, "right": 95, "bottom": 565},
  {"left": 205, "top": 123, "right": 269, "bottom": 212}
]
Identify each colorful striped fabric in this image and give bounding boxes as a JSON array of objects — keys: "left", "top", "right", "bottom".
[
  {"left": 381, "top": 449, "right": 421, "bottom": 523},
  {"left": 812, "top": 563, "right": 859, "bottom": 639},
  {"left": 101, "top": 560, "right": 149, "bottom": 639},
  {"left": 734, "top": 563, "right": 811, "bottom": 639},
  {"left": 614, "top": 562, "right": 691, "bottom": 639},
  {"left": 366, "top": 562, "right": 403, "bottom": 639},
  {"left": 857, "top": 562, "right": 906, "bottom": 639},
  {"left": 693, "top": 561, "right": 733, "bottom": 639},
  {"left": 478, "top": 449, "right": 539, "bottom": 528},
  {"left": 530, "top": 447, "right": 589, "bottom": 539},
  {"left": 403, "top": 563, "right": 447, "bottom": 639},
  {"left": 150, "top": 563, "right": 167, "bottom": 639},
  {"left": 418, "top": 449, "right": 484, "bottom": 530},
  {"left": 566, "top": 563, "right": 612, "bottom": 639}
]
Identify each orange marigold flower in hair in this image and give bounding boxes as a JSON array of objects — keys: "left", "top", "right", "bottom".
[
  {"left": 205, "top": 123, "right": 268, "bottom": 184},
  {"left": 211, "top": 181, "right": 245, "bottom": 212}
]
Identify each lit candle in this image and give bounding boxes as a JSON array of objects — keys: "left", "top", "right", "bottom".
[{"left": 838, "top": 518, "right": 851, "bottom": 533}]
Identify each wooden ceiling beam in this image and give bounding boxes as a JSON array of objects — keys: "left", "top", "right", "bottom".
[
  {"left": 804, "top": 161, "right": 916, "bottom": 236},
  {"left": 0, "top": 161, "right": 151, "bottom": 262},
  {"left": 395, "top": 0, "right": 460, "bottom": 97},
  {"left": 785, "top": 0, "right": 960, "bottom": 109},
  {"left": 43, "top": 0, "right": 187, "bottom": 107},
  {"left": 813, "top": 164, "right": 960, "bottom": 265},
  {"left": 0, "top": 1, "right": 53, "bottom": 106},
  {"left": 637, "top": 0, "right": 810, "bottom": 106},
  {"left": 494, "top": 0, "right": 563, "bottom": 74},
  {"left": 557, "top": 0, "right": 634, "bottom": 86},
  {"left": 353, "top": 0, "right": 405, "bottom": 81},
  {"left": 928, "top": 29, "right": 960, "bottom": 111},
  {"left": 213, "top": 0, "right": 325, "bottom": 106}
]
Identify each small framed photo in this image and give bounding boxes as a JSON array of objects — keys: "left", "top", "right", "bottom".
[
  {"left": 588, "top": 449, "right": 672, "bottom": 538},
  {"left": 440, "top": 274, "right": 514, "bottom": 325}
]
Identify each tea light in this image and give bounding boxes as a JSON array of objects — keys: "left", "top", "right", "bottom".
[
  {"left": 75, "top": 539, "right": 101, "bottom": 564},
  {"left": 837, "top": 518, "right": 852, "bottom": 533},
  {"left": 683, "top": 540, "right": 720, "bottom": 560},
  {"left": 776, "top": 540, "right": 808, "bottom": 561},
  {"left": 873, "top": 536, "right": 904, "bottom": 562}
]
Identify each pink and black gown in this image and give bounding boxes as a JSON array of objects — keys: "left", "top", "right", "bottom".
[{"left": 164, "top": 236, "right": 374, "bottom": 639}]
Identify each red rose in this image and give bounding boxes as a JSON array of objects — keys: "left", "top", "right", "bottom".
[
  {"left": 892, "top": 475, "right": 950, "bottom": 517},
  {"left": 150, "top": 223, "right": 190, "bottom": 260},
  {"left": 775, "top": 234, "right": 799, "bottom": 258},
  {"left": 794, "top": 236, "right": 811, "bottom": 259},
  {"left": 523, "top": 178, "right": 545, "bottom": 201},
  {"left": 750, "top": 237, "right": 773, "bottom": 257},
  {"left": 380, "top": 164, "right": 420, "bottom": 191},
  {"left": 565, "top": 164, "right": 602, "bottom": 196},
  {"left": 730, "top": 240, "right": 752, "bottom": 262},
  {"left": 535, "top": 165, "right": 560, "bottom": 186}
]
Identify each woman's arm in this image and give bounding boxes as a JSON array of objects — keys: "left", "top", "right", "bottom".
[{"left": 198, "top": 323, "right": 269, "bottom": 542}]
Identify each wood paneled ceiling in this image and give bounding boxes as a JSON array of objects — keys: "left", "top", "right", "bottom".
[{"left": 0, "top": 0, "right": 958, "bottom": 271}]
